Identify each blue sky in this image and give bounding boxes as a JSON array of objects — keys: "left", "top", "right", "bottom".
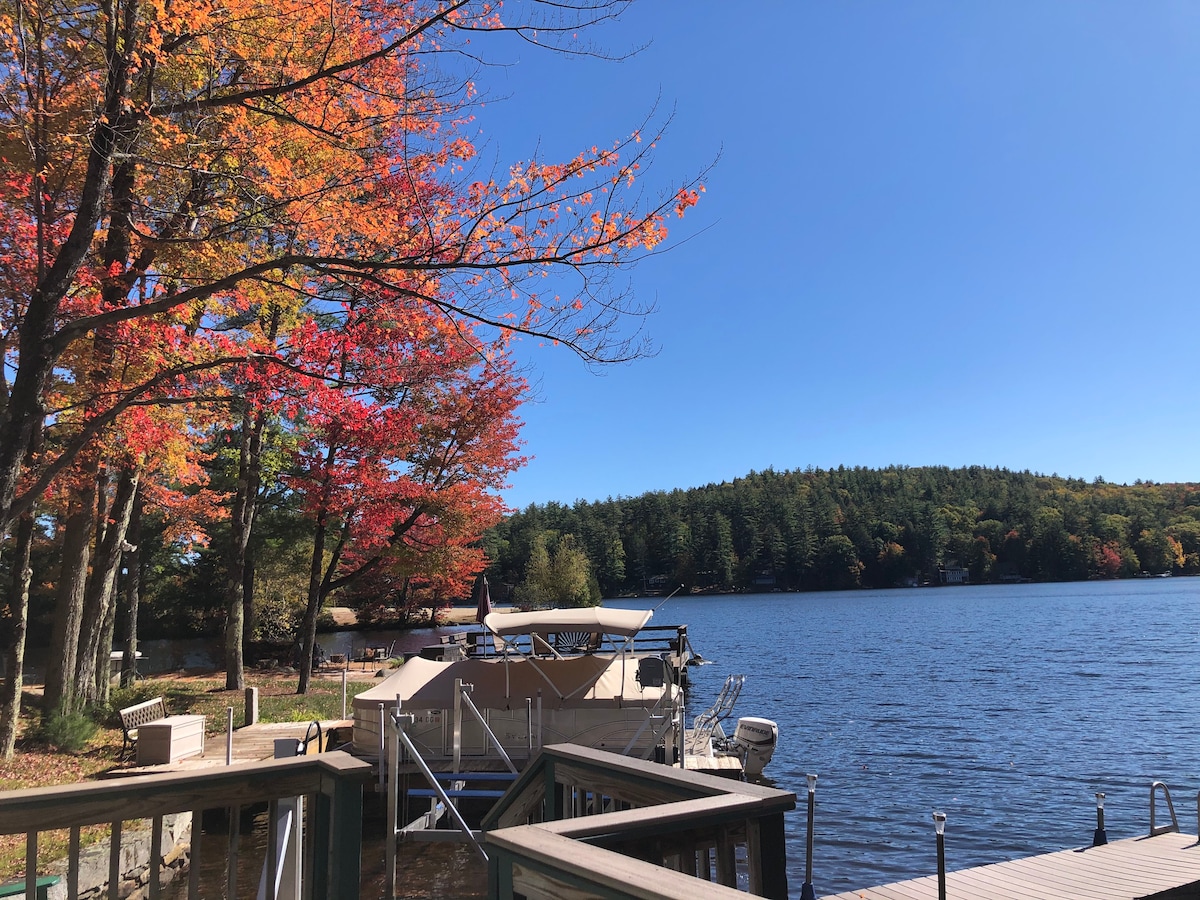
[{"left": 467, "top": 2, "right": 1200, "bottom": 510}]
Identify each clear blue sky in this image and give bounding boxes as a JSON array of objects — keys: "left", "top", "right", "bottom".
[{"left": 468, "top": 2, "right": 1200, "bottom": 510}]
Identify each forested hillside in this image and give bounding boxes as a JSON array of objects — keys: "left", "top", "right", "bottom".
[{"left": 484, "top": 466, "right": 1200, "bottom": 597}]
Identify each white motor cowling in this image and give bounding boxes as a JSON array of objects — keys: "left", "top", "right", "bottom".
[{"left": 732, "top": 717, "right": 778, "bottom": 777}]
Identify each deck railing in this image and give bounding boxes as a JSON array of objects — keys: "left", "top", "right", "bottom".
[
  {"left": 0, "top": 751, "right": 372, "bottom": 900},
  {"left": 482, "top": 743, "right": 796, "bottom": 899}
]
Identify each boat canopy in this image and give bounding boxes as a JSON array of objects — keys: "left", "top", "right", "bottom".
[
  {"left": 352, "top": 655, "right": 667, "bottom": 708},
  {"left": 483, "top": 607, "right": 652, "bottom": 638}
]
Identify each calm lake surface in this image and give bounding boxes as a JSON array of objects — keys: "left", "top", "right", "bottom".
[{"left": 607, "top": 579, "right": 1200, "bottom": 896}]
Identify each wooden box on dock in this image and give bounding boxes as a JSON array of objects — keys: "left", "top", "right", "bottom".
[{"left": 138, "top": 714, "right": 205, "bottom": 765}]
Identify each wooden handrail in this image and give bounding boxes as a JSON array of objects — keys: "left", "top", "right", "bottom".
[
  {"left": 484, "top": 743, "right": 796, "bottom": 899},
  {"left": 487, "top": 827, "right": 751, "bottom": 900},
  {"left": 484, "top": 741, "right": 786, "bottom": 830},
  {"left": 0, "top": 753, "right": 371, "bottom": 832},
  {"left": 538, "top": 793, "right": 787, "bottom": 841},
  {"left": 0, "top": 752, "right": 373, "bottom": 900}
]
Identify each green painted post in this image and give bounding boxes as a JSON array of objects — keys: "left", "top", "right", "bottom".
[
  {"left": 543, "top": 758, "right": 561, "bottom": 821},
  {"left": 757, "top": 812, "right": 790, "bottom": 900},
  {"left": 328, "top": 768, "right": 364, "bottom": 899},
  {"left": 309, "top": 790, "right": 332, "bottom": 898},
  {"left": 488, "top": 849, "right": 514, "bottom": 899}
]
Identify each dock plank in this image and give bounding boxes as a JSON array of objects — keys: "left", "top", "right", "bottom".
[
  {"left": 820, "top": 833, "right": 1200, "bottom": 900},
  {"left": 951, "top": 862, "right": 1103, "bottom": 900},
  {"left": 948, "top": 864, "right": 1070, "bottom": 900}
]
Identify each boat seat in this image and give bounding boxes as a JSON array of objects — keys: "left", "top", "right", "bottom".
[
  {"left": 636, "top": 656, "right": 667, "bottom": 689},
  {"left": 532, "top": 633, "right": 560, "bottom": 657},
  {"left": 555, "top": 630, "right": 597, "bottom": 653}
]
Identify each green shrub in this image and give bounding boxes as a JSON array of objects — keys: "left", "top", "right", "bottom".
[
  {"left": 253, "top": 593, "right": 304, "bottom": 644},
  {"left": 36, "top": 707, "right": 97, "bottom": 753}
]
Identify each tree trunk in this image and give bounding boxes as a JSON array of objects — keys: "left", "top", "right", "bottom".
[
  {"left": 222, "top": 408, "right": 251, "bottom": 690},
  {"left": 243, "top": 554, "right": 255, "bottom": 658},
  {"left": 223, "top": 405, "right": 262, "bottom": 690},
  {"left": 74, "top": 467, "right": 111, "bottom": 705},
  {"left": 0, "top": 512, "right": 35, "bottom": 759},
  {"left": 44, "top": 476, "right": 98, "bottom": 716},
  {"left": 95, "top": 586, "right": 118, "bottom": 705},
  {"left": 120, "top": 487, "right": 144, "bottom": 689},
  {"left": 75, "top": 466, "right": 139, "bottom": 707},
  {"left": 297, "top": 518, "right": 328, "bottom": 695}
]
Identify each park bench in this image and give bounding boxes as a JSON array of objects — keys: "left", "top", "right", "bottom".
[{"left": 118, "top": 696, "right": 167, "bottom": 760}]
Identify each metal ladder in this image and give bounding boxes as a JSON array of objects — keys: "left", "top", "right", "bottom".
[
  {"left": 688, "top": 674, "right": 744, "bottom": 755},
  {"left": 1151, "top": 780, "right": 1182, "bottom": 836}
]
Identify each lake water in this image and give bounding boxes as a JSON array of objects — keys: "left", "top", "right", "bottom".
[{"left": 606, "top": 579, "right": 1200, "bottom": 896}]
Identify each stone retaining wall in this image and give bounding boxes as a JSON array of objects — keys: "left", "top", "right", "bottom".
[{"left": 43, "top": 812, "right": 191, "bottom": 900}]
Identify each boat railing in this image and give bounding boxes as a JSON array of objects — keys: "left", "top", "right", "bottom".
[
  {"left": 1150, "top": 781, "right": 1180, "bottom": 836},
  {"left": 482, "top": 742, "right": 795, "bottom": 899},
  {"left": 0, "top": 752, "right": 372, "bottom": 900},
  {"left": 467, "top": 623, "right": 689, "bottom": 660}
]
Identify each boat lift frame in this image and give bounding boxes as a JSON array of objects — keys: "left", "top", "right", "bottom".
[{"left": 384, "top": 679, "right": 530, "bottom": 897}]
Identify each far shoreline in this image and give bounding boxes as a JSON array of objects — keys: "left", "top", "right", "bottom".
[{"left": 321, "top": 605, "right": 510, "bottom": 631}]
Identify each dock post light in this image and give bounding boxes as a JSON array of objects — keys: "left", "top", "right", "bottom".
[
  {"left": 933, "top": 811, "right": 946, "bottom": 900},
  {"left": 800, "top": 774, "right": 817, "bottom": 900},
  {"left": 1094, "top": 792, "right": 1107, "bottom": 846}
]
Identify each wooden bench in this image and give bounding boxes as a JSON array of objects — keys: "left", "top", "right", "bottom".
[{"left": 118, "top": 696, "right": 166, "bottom": 759}]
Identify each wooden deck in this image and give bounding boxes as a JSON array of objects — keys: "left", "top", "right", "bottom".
[
  {"left": 684, "top": 752, "right": 744, "bottom": 776},
  {"left": 118, "top": 719, "right": 353, "bottom": 775},
  {"left": 822, "top": 832, "right": 1200, "bottom": 900}
]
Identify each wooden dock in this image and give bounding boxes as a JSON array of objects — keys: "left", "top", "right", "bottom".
[
  {"left": 822, "top": 832, "right": 1200, "bottom": 900},
  {"left": 118, "top": 719, "right": 353, "bottom": 775},
  {"left": 684, "top": 752, "right": 744, "bottom": 776}
]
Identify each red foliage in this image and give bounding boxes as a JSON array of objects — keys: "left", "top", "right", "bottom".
[{"left": 284, "top": 292, "right": 524, "bottom": 602}]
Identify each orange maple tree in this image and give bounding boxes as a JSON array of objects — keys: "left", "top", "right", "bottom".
[{"left": 0, "top": 0, "right": 701, "bottom": 529}]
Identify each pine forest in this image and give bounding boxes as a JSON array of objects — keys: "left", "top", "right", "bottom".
[{"left": 484, "top": 466, "right": 1200, "bottom": 600}]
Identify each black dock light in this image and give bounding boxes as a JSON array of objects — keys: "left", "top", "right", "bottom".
[
  {"left": 933, "top": 810, "right": 947, "bottom": 900},
  {"left": 800, "top": 773, "right": 817, "bottom": 900},
  {"left": 1093, "top": 792, "right": 1107, "bottom": 846}
]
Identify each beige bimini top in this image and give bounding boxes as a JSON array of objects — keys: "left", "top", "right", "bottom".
[
  {"left": 482, "top": 607, "right": 652, "bottom": 639},
  {"left": 352, "top": 653, "right": 668, "bottom": 710}
]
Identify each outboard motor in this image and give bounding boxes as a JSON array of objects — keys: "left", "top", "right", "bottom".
[{"left": 732, "top": 717, "right": 778, "bottom": 777}]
